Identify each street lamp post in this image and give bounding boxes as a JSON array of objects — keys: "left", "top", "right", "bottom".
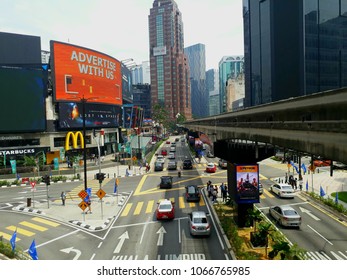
[{"left": 81, "top": 97, "right": 88, "bottom": 191}]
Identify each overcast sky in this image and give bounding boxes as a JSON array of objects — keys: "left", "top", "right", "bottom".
[{"left": 0, "top": 0, "right": 244, "bottom": 70}]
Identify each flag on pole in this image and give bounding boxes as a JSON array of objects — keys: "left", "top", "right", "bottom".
[
  {"left": 293, "top": 165, "right": 299, "bottom": 174},
  {"left": 290, "top": 160, "right": 295, "bottom": 166},
  {"left": 114, "top": 178, "right": 119, "bottom": 193},
  {"left": 301, "top": 163, "right": 307, "bottom": 174},
  {"left": 335, "top": 192, "right": 339, "bottom": 204},
  {"left": 306, "top": 181, "right": 309, "bottom": 191},
  {"left": 28, "top": 239, "right": 38, "bottom": 260},
  {"left": 320, "top": 186, "right": 326, "bottom": 197},
  {"left": 10, "top": 230, "right": 17, "bottom": 251}
]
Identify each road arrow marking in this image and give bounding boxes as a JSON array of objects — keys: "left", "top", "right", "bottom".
[
  {"left": 114, "top": 231, "right": 129, "bottom": 253},
  {"left": 156, "top": 226, "right": 166, "bottom": 246},
  {"left": 60, "top": 247, "right": 81, "bottom": 260},
  {"left": 299, "top": 207, "right": 321, "bottom": 221}
]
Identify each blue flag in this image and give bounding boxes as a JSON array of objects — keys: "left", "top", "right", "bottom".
[
  {"left": 290, "top": 160, "right": 295, "bottom": 166},
  {"left": 10, "top": 230, "right": 17, "bottom": 251},
  {"left": 114, "top": 178, "right": 119, "bottom": 193},
  {"left": 320, "top": 186, "right": 326, "bottom": 197},
  {"left": 335, "top": 192, "right": 339, "bottom": 204},
  {"left": 306, "top": 181, "right": 309, "bottom": 191},
  {"left": 294, "top": 165, "right": 299, "bottom": 174},
  {"left": 28, "top": 239, "right": 38, "bottom": 260},
  {"left": 301, "top": 163, "right": 307, "bottom": 174}
]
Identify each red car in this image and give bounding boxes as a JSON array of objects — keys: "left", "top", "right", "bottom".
[
  {"left": 161, "top": 149, "right": 168, "bottom": 156},
  {"left": 166, "top": 140, "right": 170, "bottom": 144},
  {"left": 156, "top": 199, "right": 175, "bottom": 220},
  {"left": 206, "top": 162, "right": 217, "bottom": 173}
]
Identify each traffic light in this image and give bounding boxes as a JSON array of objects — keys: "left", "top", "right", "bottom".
[
  {"left": 41, "top": 175, "right": 50, "bottom": 185},
  {"left": 96, "top": 172, "right": 106, "bottom": 183}
]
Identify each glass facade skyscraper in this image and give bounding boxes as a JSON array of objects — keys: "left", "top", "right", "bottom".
[
  {"left": 185, "top": 43, "right": 208, "bottom": 118},
  {"left": 218, "top": 56, "right": 244, "bottom": 113},
  {"left": 206, "top": 69, "right": 220, "bottom": 116},
  {"left": 148, "top": 0, "right": 192, "bottom": 120},
  {"left": 243, "top": 0, "right": 347, "bottom": 108}
]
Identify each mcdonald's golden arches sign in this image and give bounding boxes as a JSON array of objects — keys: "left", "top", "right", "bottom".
[{"left": 65, "top": 131, "right": 84, "bottom": 151}]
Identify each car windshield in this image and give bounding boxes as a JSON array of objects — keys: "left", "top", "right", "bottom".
[
  {"left": 187, "top": 186, "right": 197, "bottom": 194},
  {"left": 155, "top": 162, "right": 162, "bottom": 166},
  {"left": 159, "top": 204, "right": 172, "bottom": 210},
  {"left": 161, "top": 177, "right": 172, "bottom": 183},
  {"left": 283, "top": 209, "right": 297, "bottom": 216},
  {"left": 282, "top": 186, "right": 292, "bottom": 190},
  {"left": 193, "top": 217, "right": 207, "bottom": 223}
]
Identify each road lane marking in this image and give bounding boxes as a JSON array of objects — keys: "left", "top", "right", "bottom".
[
  {"left": 6, "top": 225, "right": 35, "bottom": 236},
  {"left": 134, "top": 202, "right": 144, "bottom": 215},
  {"left": 121, "top": 203, "right": 132, "bottom": 217},
  {"left": 0, "top": 231, "right": 21, "bottom": 241},
  {"left": 146, "top": 200, "right": 154, "bottom": 213},
  {"left": 199, "top": 199, "right": 205, "bottom": 206},
  {"left": 179, "top": 197, "right": 185, "bottom": 208},
  {"left": 307, "top": 224, "right": 333, "bottom": 245},
  {"left": 31, "top": 217, "right": 60, "bottom": 227},
  {"left": 19, "top": 221, "right": 48, "bottom": 232}
]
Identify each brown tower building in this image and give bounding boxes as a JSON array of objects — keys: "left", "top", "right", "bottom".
[{"left": 148, "top": 0, "right": 192, "bottom": 121}]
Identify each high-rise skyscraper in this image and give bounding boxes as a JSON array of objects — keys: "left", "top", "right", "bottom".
[
  {"left": 185, "top": 43, "right": 208, "bottom": 118},
  {"left": 243, "top": 0, "right": 347, "bottom": 108},
  {"left": 218, "top": 56, "right": 244, "bottom": 113},
  {"left": 206, "top": 69, "right": 220, "bottom": 116},
  {"left": 148, "top": 0, "right": 192, "bottom": 121}
]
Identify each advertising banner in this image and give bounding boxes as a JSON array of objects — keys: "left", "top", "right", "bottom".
[
  {"left": 50, "top": 41, "right": 122, "bottom": 105},
  {"left": 10, "top": 160, "right": 16, "bottom": 174},
  {"left": 235, "top": 164, "right": 260, "bottom": 203},
  {"left": 122, "top": 104, "right": 133, "bottom": 129},
  {"left": 53, "top": 158, "right": 59, "bottom": 170}
]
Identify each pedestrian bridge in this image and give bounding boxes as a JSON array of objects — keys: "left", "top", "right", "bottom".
[{"left": 182, "top": 87, "right": 347, "bottom": 163}]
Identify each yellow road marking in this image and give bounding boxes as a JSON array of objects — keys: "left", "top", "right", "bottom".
[
  {"left": 134, "top": 202, "right": 144, "bottom": 215},
  {"left": 6, "top": 226, "right": 35, "bottom": 236},
  {"left": 19, "top": 221, "right": 48, "bottom": 232},
  {"left": 263, "top": 189, "right": 274, "bottom": 198},
  {"left": 199, "top": 199, "right": 205, "bottom": 206},
  {"left": 179, "top": 197, "right": 185, "bottom": 208},
  {"left": 31, "top": 217, "right": 60, "bottom": 227},
  {"left": 146, "top": 200, "right": 154, "bottom": 213},
  {"left": 121, "top": 203, "right": 132, "bottom": 217},
  {"left": 134, "top": 175, "right": 148, "bottom": 196},
  {"left": 189, "top": 202, "right": 195, "bottom": 208},
  {"left": 0, "top": 231, "right": 21, "bottom": 241}
]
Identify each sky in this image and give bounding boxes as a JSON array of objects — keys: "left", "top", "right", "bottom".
[{"left": 0, "top": 0, "right": 244, "bottom": 70}]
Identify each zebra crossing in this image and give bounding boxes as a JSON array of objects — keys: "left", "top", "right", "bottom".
[
  {"left": 302, "top": 250, "right": 347, "bottom": 260},
  {"left": 120, "top": 197, "right": 206, "bottom": 217},
  {"left": 0, "top": 216, "right": 60, "bottom": 243}
]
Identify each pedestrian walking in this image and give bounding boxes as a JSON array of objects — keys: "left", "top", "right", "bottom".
[{"left": 61, "top": 191, "right": 66, "bottom": 206}]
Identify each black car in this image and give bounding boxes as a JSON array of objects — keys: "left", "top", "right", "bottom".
[
  {"left": 159, "top": 176, "right": 173, "bottom": 189},
  {"left": 154, "top": 161, "right": 164, "bottom": 171},
  {"left": 185, "top": 185, "right": 201, "bottom": 202},
  {"left": 183, "top": 159, "right": 193, "bottom": 169}
]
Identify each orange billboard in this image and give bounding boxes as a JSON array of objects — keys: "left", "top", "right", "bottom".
[{"left": 50, "top": 41, "right": 122, "bottom": 105}]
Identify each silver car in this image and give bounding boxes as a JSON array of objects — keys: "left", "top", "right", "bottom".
[
  {"left": 188, "top": 211, "right": 211, "bottom": 236},
  {"left": 269, "top": 183, "right": 295, "bottom": 198},
  {"left": 269, "top": 205, "right": 302, "bottom": 228}
]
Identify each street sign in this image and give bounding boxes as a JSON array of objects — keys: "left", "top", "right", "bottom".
[
  {"left": 78, "top": 201, "right": 88, "bottom": 211},
  {"left": 78, "top": 190, "right": 88, "bottom": 200},
  {"left": 132, "top": 156, "right": 137, "bottom": 161},
  {"left": 30, "top": 181, "right": 36, "bottom": 188},
  {"left": 96, "top": 189, "right": 106, "bottom": 199}
]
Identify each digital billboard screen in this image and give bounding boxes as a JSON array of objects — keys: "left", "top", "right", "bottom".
[
  {"left": 50, "top": 41, "right": 122, "bottom": 105},
  {"left": 235, "top": 164, "right": 260, "bottom": 204},
  {"left": 0, "top": 66, "right": 46, "bottom": 133},
  {"left": 58, "top": 102, "right": 122, "bottom": 129}
]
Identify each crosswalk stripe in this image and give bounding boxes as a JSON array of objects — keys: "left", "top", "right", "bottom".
[
  {"left": 19, "top": 221, "right": 48, "bottom": 232},
  {"left": 31, "top": 217, "right": 60, "bottom": 227},
  {"left": 121, "top": 203, "right": 132, "bottom": 217},
  {"left": 146, "top": 200, "right": 154, "bottom": 213},
  {"left": 199, "top": 199, "right": 205, "bottom": 206},
  {"left": 0, "top": 231, "right": 21, "bottom": 241},
  {"left": 189, "top": 202, "right": 195, "bottom": 208},
  {"left": 179, "top": 197, "right": 185, "bottom": 208},
  {"left": 6, "top": 226, "right": 35, "bottom": 237},
  {"left": 134, "top": 202, "right": 144, "bottom": 215}
]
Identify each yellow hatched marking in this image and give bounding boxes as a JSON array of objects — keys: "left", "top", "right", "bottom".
[
  {"left": 6, "top": 226, "right": 35, "bottom": 237},
  {"left": 19, "top": 221, "right": 48, "bottom": 232},
  {"left": 31, "top": 217, "right": 60, "bottom": 227},
  {"left": 121, "top": 203, "right": 132, "bottom": 217},
  {"left": 134, "top": 202, "right": 144, "bottom": 215},
  {"left": 263, "top": 189, "right": 274, "bottom": 198},
  {"left": 199, "top": 199, "right": 205, "bottom": 206},
  {"left": 0, "top": 231, "right": 21, "bottom": 241},
  {"left": 146, "top": 200, "right": 155, "bottom": 213},
  {"left": 179, "top": 197, "right": 185, "bottom": 209},
  {"left": 189, "top": 202, "right": 195, "bottom": 208}
]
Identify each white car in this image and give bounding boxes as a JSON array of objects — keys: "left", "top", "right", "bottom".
[
  {"left": 269, "top": 183, "right": 295, "bottom": 198},
  {"left": 168, "top": 152, "right": 175, "bottom": 159},
  {"left": 156, "top": 155, "right": 165, "bottom": 163},
  {"left": 269, "top": 205, "right": 301, "bottom": 228}
]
